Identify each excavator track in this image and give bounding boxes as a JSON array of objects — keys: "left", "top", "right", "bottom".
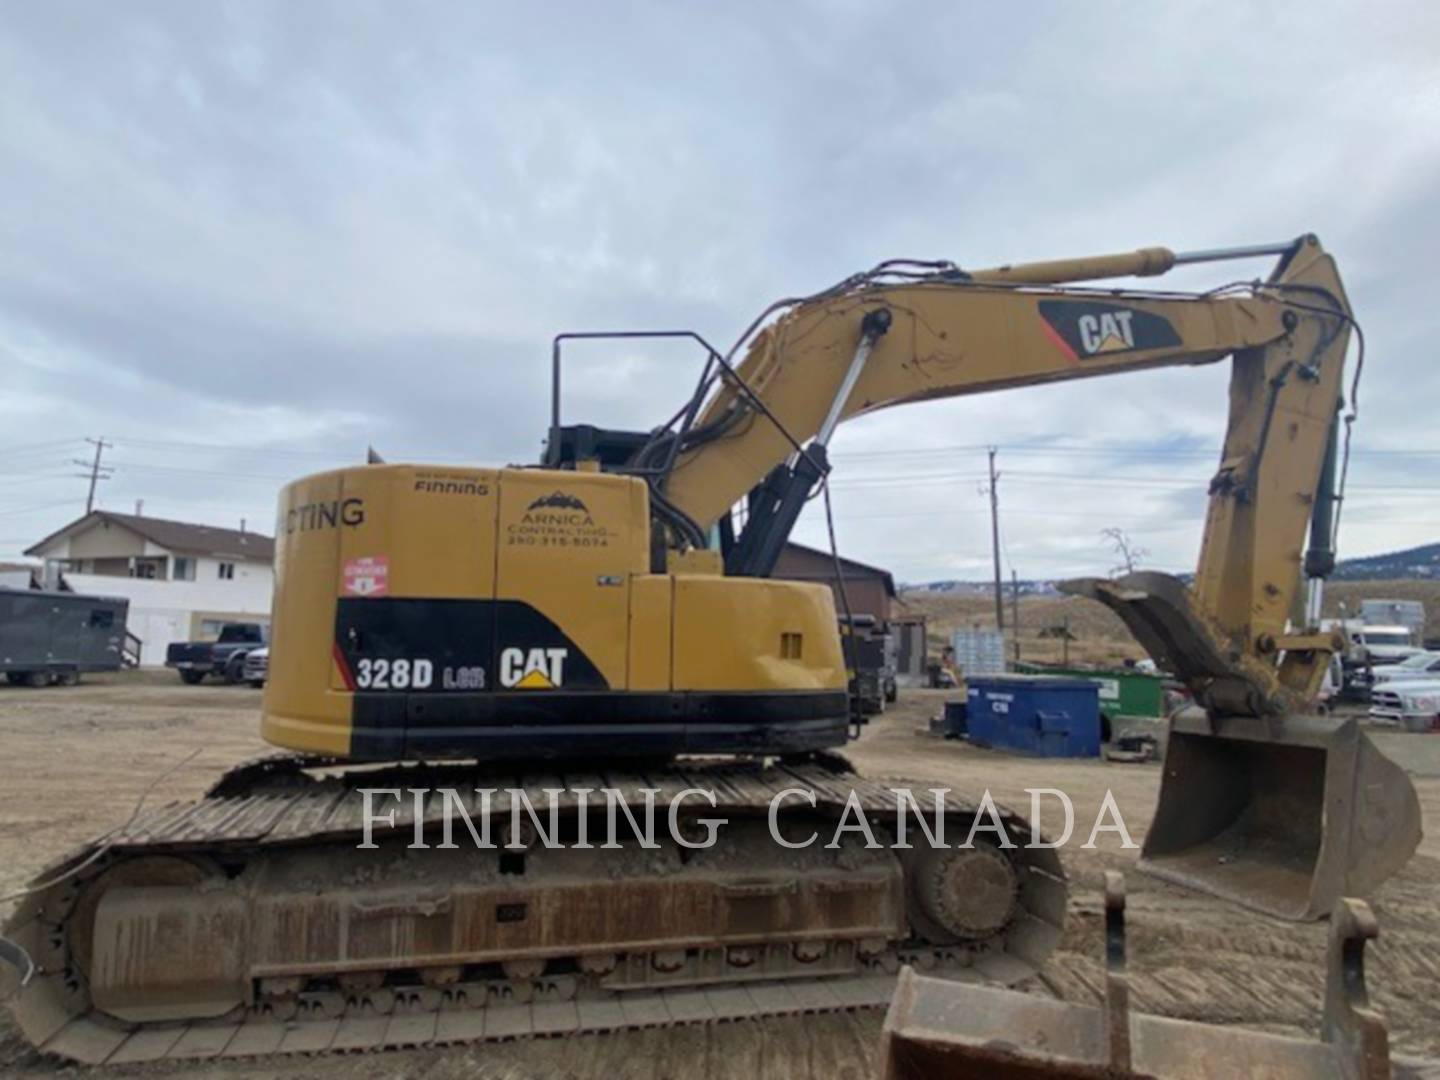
[{"left": 3, "top": 754, "right": 1066, "bottom": 1066}]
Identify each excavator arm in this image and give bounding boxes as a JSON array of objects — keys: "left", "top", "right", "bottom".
[{"left": 643, "top": 235, "right": 1418, "bottom": 919}]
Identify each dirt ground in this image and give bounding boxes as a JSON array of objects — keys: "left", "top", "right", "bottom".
[{"left": 1, "top": 672, "right": 1438, "bottom": 1077}]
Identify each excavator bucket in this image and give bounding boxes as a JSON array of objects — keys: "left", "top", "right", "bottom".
[
  {"left": 1064, "top": 572, "right": 1422, "bottom": 921},
  {"left": 1141, "top": 710, "right": 1422, "bottom": 921},
  {"left": 879, "top": 873, "right": 1396, "bottom": 1080}
]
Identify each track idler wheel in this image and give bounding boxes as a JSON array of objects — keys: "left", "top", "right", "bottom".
[{"left": 906, "top": 843, "right": 1018, "bottom": 943}]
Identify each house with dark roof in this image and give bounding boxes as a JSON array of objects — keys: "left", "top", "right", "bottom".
[
  {"left": 25, "top": 511, "right": 273, "bottom": 665},
  {"left": 26, "top": 511, "right": 273, "bottom": 582},
  {"left": 773, "top": 542, "right": 897, "bottom": 622}
]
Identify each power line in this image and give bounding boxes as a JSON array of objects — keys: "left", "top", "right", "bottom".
[
  {"left": 0, "top": 498, "right": 80, "bottom": 518},
  {"left": 99, "top": 495, "right": 276, "bottom": 514},
  {"left": 94, "top": 458, "right": 1440, "bottom": 496},
  {"left": 111, "top": 437, "right": 469, "bottom": 464},
  {"left": 0, "top": 437, "right": 84, "bottom": 459},
  {"left": 0, "top": 461, "right": 70, "bottom": 474},
  {"left": 0, "top": 466, "right": 74, "bottom": 479},
  {"left": 836, "top": 444, "right": 1214, "bottom": 461},
  {"left": 107, "top": 461, "right": 293, "bottom": 481},
  {"left": 829, "top": 469, "right": 1440, "bottom": 494},
  {"left": 0, "top": 473, "right": 76, "bottom": 487},
  {"left": 833, "top": 507, "right": 1188, "bottom": 522},
  {"left": 833, "top": 441, "right": 1440, "bottom": 461},
  {"left": 112, "top": 437, "right": 355, "bottom": 460},
  {"left": 81, "top": 433, "right": 1440, "bottom": 463}
]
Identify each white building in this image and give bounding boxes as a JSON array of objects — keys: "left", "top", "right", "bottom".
[
  {"left": 0, "top": 561, "right": 39, "bottom": 590},
  {"left": 26, "top": 511, "right": 273, "bottom": 666}
]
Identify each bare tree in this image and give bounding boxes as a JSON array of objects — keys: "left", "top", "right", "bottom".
[{"left": 1101, "top": 527, "right": 1148, "bottom": 577}]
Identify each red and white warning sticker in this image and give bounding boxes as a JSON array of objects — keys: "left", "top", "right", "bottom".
[{"left": 343, "top": 555, "right": 389, "bottom": 597}]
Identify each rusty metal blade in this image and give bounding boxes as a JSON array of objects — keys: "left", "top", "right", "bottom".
[{"left": 879, "top": 879, "right": 1397, "bottom": 1079}]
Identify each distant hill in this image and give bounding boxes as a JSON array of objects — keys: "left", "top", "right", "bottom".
[
  {"left": 903, "top": 541, "right": 1440, "bottom": 593},
  {"left": 900, "top": 578, "right": 1440, "bottom": 666},
  {"left": 904, "top": 578, "right": 1061, "bottom": 597},
  {"left": 1333, "top": 542, "right": 1440, "bottom": 581}
]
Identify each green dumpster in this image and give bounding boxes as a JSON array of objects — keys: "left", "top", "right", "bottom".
[{"left": 1015, "top": 663, "right": 1166, "bottom": 721}]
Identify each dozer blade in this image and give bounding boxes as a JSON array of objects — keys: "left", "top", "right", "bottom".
[
  {"left": 1142, "top": 709, "right": 1421, "bottom": 921},
  {"left": 879, "top": 873, "right": 1395, "bottom": 1080},
  {"left": 1063, "top": 571, "right": 1422, "bottom": 921}
]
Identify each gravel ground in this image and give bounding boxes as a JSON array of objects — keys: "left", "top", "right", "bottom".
[{"left": 0, "top": 672, "right": 1436, "bottom": 1077}]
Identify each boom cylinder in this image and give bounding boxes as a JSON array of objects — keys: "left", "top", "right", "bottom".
[
  {"left": 968, "top": 247, "right": 1176, "bottom": 285},
  {"left": 968, "top": 238, "right": 1301, "bottom": 286}
]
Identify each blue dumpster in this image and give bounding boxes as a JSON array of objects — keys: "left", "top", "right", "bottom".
[{"left": 966, "top": 675, "right": 1101, "bottom": 758}]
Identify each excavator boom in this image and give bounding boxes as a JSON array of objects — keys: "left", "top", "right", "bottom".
[
  {"left": 665, "top": 253, "right": 1293, "bottom": 535},
  {"left": 646, "top": 234, "right": 1419, "bottom": 918}
]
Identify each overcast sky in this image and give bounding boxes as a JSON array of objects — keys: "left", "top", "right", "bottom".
[{"left": 3, "top": 2, "right": 1439, "bottom": 583}]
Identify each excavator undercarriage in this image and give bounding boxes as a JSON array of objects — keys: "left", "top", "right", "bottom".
[{"left": 3, "top": 755, "right": 1064, "bottom": 1065}]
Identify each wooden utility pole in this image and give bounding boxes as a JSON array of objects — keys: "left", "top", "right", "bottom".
[
  {"left": 988, "top": 447, "right": 1004, "bottom": 632},
  {"left": 73, "top": 437, "right": 112, "bottom": 513},
  {"left": 1011, "top": 569, "right": 1020, "bottom": 663}
]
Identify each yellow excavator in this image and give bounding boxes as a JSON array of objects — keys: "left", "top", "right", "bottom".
[{"left": 2, "top": 234, "right": 1421, "bottom": 1065}]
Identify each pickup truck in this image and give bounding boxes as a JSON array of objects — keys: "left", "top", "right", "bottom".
[
  {"left": 1369, "top": 677, "right": 1440, "bottom": 732},
  {"left": 1321, "top": 619, "right": 1426, "bottom": 700},
  {"left": 1370, "top": 651, "right": 1440, "bottom": 687},
  {"left": 166, "top": 622, "right": 268, "bottom": 684},
  {"left": 242, "top": 646, "right": 269, "bottom": 689},
  {"left": 840, "top": 615, "right": 896, "bottom": 719}
]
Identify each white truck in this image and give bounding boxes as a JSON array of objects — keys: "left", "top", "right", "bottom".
[
  {"left": 1359, "top": 599, "right": 1426, "bottom": 641},
  {"left": 1349, "top": 623, "right": 1424, "bottom": 665},
  {"left": 1371, "top": 651, "right": 1440, "bottom": 687},
  {"left": 1368, "top": 676, "right": 1440, "bottom": 732},
  {"left": 1320, "top": 618, "right": 1425, "bottom": 701}
]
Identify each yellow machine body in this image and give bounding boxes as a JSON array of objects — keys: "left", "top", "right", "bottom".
[
  {"left": 258, "top": 234, "right": 1417, "bottom": 918},
  {"left": 263, "top": 464, "right": 847, "bottom": 760}
]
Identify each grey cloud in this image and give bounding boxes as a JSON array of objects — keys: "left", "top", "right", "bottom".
[{"left": 2, "top": 0, "right": 1438, "bottom": 581}]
